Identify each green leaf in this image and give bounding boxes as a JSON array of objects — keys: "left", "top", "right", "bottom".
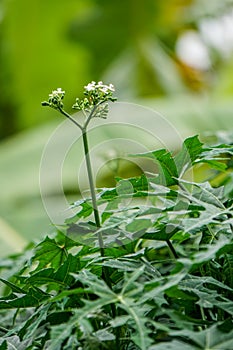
[
  {"left": 46, "top": 311, "right": 72, "bottom": 326},
  {"left": 178, "top": 275, "right": 233, "bottom": 316},
  {"left": 179, "top": 179, "right": 225, "bottom": 209},
  {"left": 201, "top": 144, "right": 233, "bottom": 158},
  {"left": 141, "top": 223, "right": 181, "bottom": 241},
  {"left": 72, "top": 269, "right": 152, "bottom": 350},
  {"left": 94, "top": 329, "right": 115, "bottom": 341},
  {"left": 48, "top": 322, "right": 75, "bottom": 350},
  {"left": 49, "top": 287, "right": 86, "bottom": 303},
  {"left": 62, "top": 334, "right": 80, "bottom": 350},
  {"left": 27, "top": 254, "right": 80, "bottom": 287},
  {"left": 175, "top": 135, "right": 205, "bottom": 176},
  {"left": 132, "top": 149, "right": 178, "bottom": 186},
  {"left": 104, "top": 246, "right": 134, "bottom": 258},
  {"left": 105, "top": 175, "right": 149, "bottom": 199},
  {"left": 17, "top": 304, "right": 50, "bottom": 340},
  {"left": 142, "top": 264, "right": 189, "bottom": 302},
  {"left": 181, "top": 235, "right": 230, "bottom": 267},
  {"left": 0, "top": 287, "right": 49, "bottom": 309},
  {"left": 223, "top": 254, "right": 233, "bottom": 288},
  {"left": 199, "top": 159, "right": 227, "bottom": 171},
  {"left": 174, "top": 135, "right": 233, "bottom": 175},
  {"left": 149, "top": 340, "right": 196, "bottom": 350},
  {"left": 177, "top": 181, "right": 230, "bottom": 233},
  {"left": 72, "top": 270, "right": 116, "bottom": 299},
  {"left": 0, "top": 279, "right": 26, "bottom": 294},
  {"left": 47, "top": 271, "right": 118, "bottom": 350},
  {"left": 172, "top": 322, "right": 233, "bottom": 349},
  {"left": 66, "top": 201, "right": 93, "bottom": 224},
  {"left": 117, "top": 302, "right": 152, "bottom": 350},
  {"left": 0, "top": 336, "right": 32, "bottom": 350},
  {"left": 0, "top": 341, "right": 7, "bottom": 350},
  {"left": 109, "top": 315, "right": 131, "bottom": 327},
  {"left": 126, "top": 218, "right": 152, "bottom": 233},
  {"left": 66, "top": 222, "right": 99, "bottom": 247},
  {"left": 102, "top": 259, "right": 143, "bottom": 272},
  {"left": 33, "top": 236, "right": 69, "bottom": 270}
]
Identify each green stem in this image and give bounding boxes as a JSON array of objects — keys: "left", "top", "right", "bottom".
[
  {"left": 82, "top": 127, "right": 116, "bottom": 319},
  {"left": 58, "top": 106, "right": 115, "bottom": 302},
  {"left": 0, "top": 325, "right": 9, "bottom": 334},
  {"left": 82, "top": 129, "right": 105, "bottom": 256},
  {"left": 58, "top": 106, "right": 105, "bottom": 255},
  {"left": 83, "top": 101, "right": 105, "bottom": 129},
  {"left": 166, "top": 239, "right": 179, "bottom": 259},
  {"left": 58, "top": 107, "right": 83, "bottom": 130}
]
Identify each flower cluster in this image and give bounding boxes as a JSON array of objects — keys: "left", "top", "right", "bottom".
[
  {"left": 85, "top": 81, "right": 115, "bottom": 94},
  {"left": 72, "top": 81, "right": 117, "bottom": 111},
  {"left": 41, "top": 88, "right": 65, "bottom": 110},
  {"left": 41, "top": 82, "right": 117, "bottom": 122}
]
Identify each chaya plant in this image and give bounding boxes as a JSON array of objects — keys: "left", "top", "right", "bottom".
[
  {"left": 42, "top": 82, "right": 117, "bottom": 311},
  {"left": 0, "top": 82, "right": 233, "bottom": 350}
]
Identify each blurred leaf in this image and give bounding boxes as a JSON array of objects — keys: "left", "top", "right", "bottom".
[
  {"left": 0, "top": 336, "right": 32, "bottom": 350},
  {"left": 149, "top": 340, "right": 196, "bottom": 350},
  {"left": 126, "top": 218, "right": 152, "bottom": 233},
  {"left": 0, "top": 278, "right": 25, "bottom": 294},
  {"left": 172, "top": 322, "right": 233, "bottom": 349},
  {"left": 102, "top": 259, "right": 143, "bottom": 272},
  {"left": 182, "top": 235, "right": 230, "bottom": 267},
  {"left": 222, "top": 254, "right": 233, "bottom": 288},
  {"left": 142, "top": 223, "right": 181, "bottom": 241},
  {"left": 0, "top": 286, "right": 48, "bottom": 309},
  {"left": 94, "top": 329, "right": 115, "bottom": 342},
  {"left": 18, "top": 304, "right": 50, "bottom": 340},
  {"left": 48, "top": 322, "right": 76, "bottom": 350},
  {"left": 0, "top": 341, "right": 7, "bottom": 350}
]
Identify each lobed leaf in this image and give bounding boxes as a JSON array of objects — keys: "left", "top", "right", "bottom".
[
  {"left": 0, "top": 287, "right": 49, "bottom": 309},
  {"left": 171, "top": 322, "right": 233, "bottom": 349}
]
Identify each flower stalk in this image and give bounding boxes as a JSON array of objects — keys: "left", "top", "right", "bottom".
[
  {"left": 81, "top": 128, "right": 104, "bottom": 255},
  {"left": 42, "top": 82, "right": 117, "bottom": 259}
]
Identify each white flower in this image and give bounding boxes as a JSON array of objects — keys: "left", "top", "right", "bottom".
[
  {"left": 84, "top": 81, "right": 115, "bottom": 94},
  {"left": 99, "top": 86, "right": 108, "bottom": 93},
  {"left": 108, "top": 83, "right": 115, "bottom": 92},
  {"left": 49, "top": 88, "right": 65, "bottom": 98},
  {"left": 56, "top": 88, "right": 65, "bottom": 95},
  {"left": 84, "top": 81, "right": 96, "bottom": 91}
]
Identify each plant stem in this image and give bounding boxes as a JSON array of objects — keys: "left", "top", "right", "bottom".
[
  {"left": 82, "top": 128, "right": 116, "bottom": 320},
  {"left": 166, "top": 239, "right": 179, "bottom": 259},
  {"left": 59, "top": 106, "right": 114, "bottom": 298},
  {"left": 58, "top": 107, "right": 105, "bottom": 255},
  {"left": 82, "top": 129, "right": 105, "bottom": 256},
  {"left": 83, "top": 102, "right": 101, "bottom": 129},
  {"left": 0, "top": 326, "right": 9, "bottom": 334},
  {"left": 58, "top": 107, "right": 83, "bottom": 130}
]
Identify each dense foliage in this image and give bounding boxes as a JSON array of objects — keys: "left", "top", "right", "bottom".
[{"left": 0, "top": 130, "right": 233, "bottom": 349}]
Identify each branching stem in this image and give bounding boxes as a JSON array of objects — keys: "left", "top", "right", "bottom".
[{"left": 58, "top": 107, "right": 83, "bottom": 130}]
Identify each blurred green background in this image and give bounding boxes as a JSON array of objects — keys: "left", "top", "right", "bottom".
[{"left": 1, "top": 0, "right": 233, "bottom": 256}]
